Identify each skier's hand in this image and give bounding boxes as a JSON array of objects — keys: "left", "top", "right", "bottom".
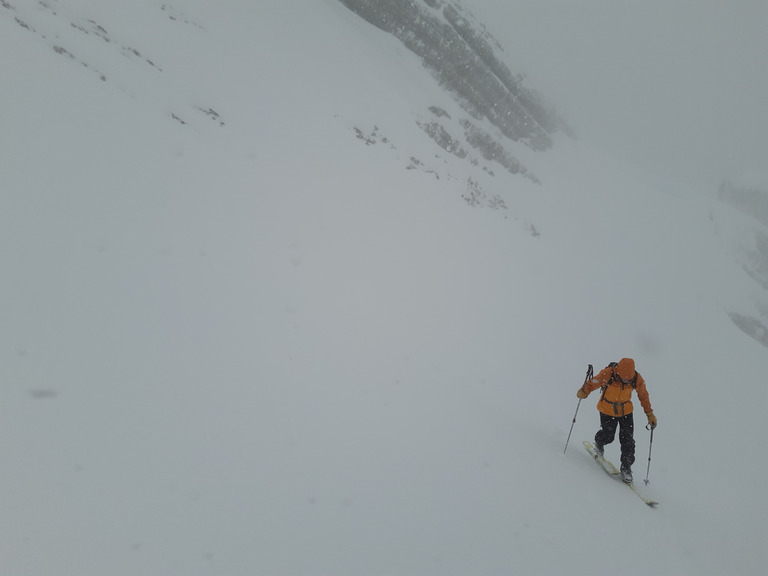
[
  {"left": 646, "top": 411, "right": 657, "bottom": 429},
  {"left": 576, "top": 388, "right": 588, "bottom": 399}
]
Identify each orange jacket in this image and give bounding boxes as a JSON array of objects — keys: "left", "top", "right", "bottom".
[{"left": 580, "top": 358, "right": 652, "bottom": 417}]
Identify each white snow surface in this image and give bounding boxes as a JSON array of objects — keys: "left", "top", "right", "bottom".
[{"left": 2, "top": 1, "right": 766, "bottom": 575}]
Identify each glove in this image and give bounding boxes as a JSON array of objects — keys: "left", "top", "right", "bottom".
[
  {"left": 647, "top": 411, "right": 657, "bottom": 429},
  {"left": 576, "top": 388, "right": 588, "bottom": 399}
]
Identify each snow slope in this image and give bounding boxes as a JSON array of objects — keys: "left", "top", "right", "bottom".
[{"left": 2, "top": 1, "right": 766, "bottom": 575}]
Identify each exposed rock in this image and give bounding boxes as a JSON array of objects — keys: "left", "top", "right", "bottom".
[{"left": 338, "top": 0, "right": 568, "bottom": 151}]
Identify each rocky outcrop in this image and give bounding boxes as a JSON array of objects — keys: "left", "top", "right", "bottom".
[{"left": 338, "top": 0, "right": 567, "bottom": 151}]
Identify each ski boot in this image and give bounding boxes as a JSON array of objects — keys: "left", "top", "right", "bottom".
[{"left": 594, "top": 443, "right": 604, "bottom": 458}]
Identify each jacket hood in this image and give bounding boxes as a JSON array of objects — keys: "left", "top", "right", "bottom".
[{"left": 616, "top": 358, "right": 636, "bottom": 381}]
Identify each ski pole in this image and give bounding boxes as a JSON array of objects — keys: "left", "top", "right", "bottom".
[
  {"left": 563, "top": 399, "right": 581, "bottom": 454},
  {"left": 644, "top": 425, "right": 655, "bottom": 485},
  {"left": 564, "top": 364, "right": 593, "bottom": 454}
]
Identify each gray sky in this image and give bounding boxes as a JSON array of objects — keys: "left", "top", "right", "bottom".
[{"left": 462, "top": 0, "right": 768, "bottom": 191}]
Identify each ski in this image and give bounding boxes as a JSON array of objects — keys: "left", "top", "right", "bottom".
[
  {"left": 625, "top": 480, "right": 659, "bottom": 508},
  {"left": 583, "top": 441, "right": 659, "bottom": 508},
  {"left": 583, "top": 440, "right": 620, "bottom": 476}
]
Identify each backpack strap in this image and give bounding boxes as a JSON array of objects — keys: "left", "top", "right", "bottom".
[
  {"left": 599, "top": 362, "right": 637, "bottom": 415},
  {"left": 603, "top": 362, "right": 637, "bottom": 388}
]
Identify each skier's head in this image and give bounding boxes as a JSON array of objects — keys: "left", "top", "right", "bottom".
[{"left": 616, "top": 357, "right": 635, "bottom": 381}]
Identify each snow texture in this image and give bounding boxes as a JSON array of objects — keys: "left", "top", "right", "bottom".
[{"left": 1, "top": 1, "right": 766, "bottom": 575}]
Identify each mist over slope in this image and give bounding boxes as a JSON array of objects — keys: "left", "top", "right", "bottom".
[
  {"left": 339, "top": 0, "right": 568, "bottom": 149},
  {"left": 2, "top": 1, "right": 766, "bottom": 575},
  {"left": 459, "top": 0, "right": 768, "bottom": 191},
  {"left": 718, "top": 175, "right": 768, "bottom": 349}
]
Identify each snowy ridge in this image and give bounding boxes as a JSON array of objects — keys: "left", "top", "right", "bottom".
[
  {"left": 2, "top": 1, "right": 766, "bottom": 575},
  {"left": 339, "top": 0, "right": 566, "bottom": 148},
  {"left": 717, "top": 176, "right": 768, "bottom": 348},
  {"left": 338, "top": 0, "right": 571, "bottom": 188},
  {"left": 1, "top": 0, "right": 223, "bottom": 131}
]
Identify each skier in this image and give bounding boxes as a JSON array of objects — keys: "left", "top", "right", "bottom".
[{"left": 576, "top": 358, "right": 657, "bottom": 483}]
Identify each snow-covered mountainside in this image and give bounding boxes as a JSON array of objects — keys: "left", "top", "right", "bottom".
[
  {"left": 2, "top": 1, "right": 766, "bottom": 575},
  {"left": 339, "top": 0, "right": 569, "bottom": 149},
  {"left": 717, "top": 174, "right": 768, "bottom": 349}
]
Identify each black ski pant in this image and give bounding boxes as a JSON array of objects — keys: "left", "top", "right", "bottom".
[{"left": 595, "top": 412, "right": 635, "bottom": 469}]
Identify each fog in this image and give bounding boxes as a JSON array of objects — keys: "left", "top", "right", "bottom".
[
  {"left": 462, "top": 0, "right": 768, "bottom": 191},
  {"left": 3, "top": 1, "right": 767, "bottom": 573}
]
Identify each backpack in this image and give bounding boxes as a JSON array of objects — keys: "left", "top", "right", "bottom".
[
  {"left": 605, "top": 361, "right": 638, "bottom": 388},
  {"left": 599, "top": 362, "right": 638, "bottom": 416}
]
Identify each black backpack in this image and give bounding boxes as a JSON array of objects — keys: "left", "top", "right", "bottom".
[
  {"left": 599, "top": 362, "right": 638, "bottom": 416},
  {"left": 605, "top": 361, "right": 638, "bottom": 388}
]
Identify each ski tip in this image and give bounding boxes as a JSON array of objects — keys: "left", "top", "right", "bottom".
[{"left": 646, "top": 501, "right": 659, "bottom": 508}]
